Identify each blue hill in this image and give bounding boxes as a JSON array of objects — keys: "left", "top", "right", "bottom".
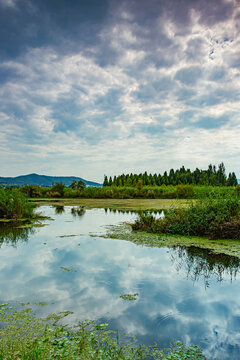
[{"left": 0, "top": 173, "right": 102, "bottom": 187}]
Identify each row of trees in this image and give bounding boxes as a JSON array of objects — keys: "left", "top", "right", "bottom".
[{"left": 103, "top": 163, "right": 238, "bottom": 187}]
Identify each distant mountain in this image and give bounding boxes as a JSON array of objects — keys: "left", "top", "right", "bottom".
[{"left": 0, "top": 173, "right": 102, "bottom": 187}]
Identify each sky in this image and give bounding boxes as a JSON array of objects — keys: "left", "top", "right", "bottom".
[{"left": 0, "top": 0, "right": 239, "bottom": 182}]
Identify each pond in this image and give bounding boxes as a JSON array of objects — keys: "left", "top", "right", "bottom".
[{"left": 0, "top": 205, "right": 240, "bottom": 360}]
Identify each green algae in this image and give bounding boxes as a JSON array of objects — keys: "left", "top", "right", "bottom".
[
  {"left": 57, "top": 234, "right": 78, "bottom": 238},
  {"left": 18, "top": 302, "right": 54, "bottom": 306},
  {"left": 103, "top": 223, "right": 240, "bottom": 259},
  {"left": 17, "top": 223, "right": 47, "bottom": 229},
  {"left": 120, "top": 293, "right": 139, "bottom": 301},
  {"left": 60, "top": 266, "right": 77, "bottom": 272}
]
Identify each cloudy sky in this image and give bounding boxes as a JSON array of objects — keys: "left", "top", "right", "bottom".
[{"left": 0, "top": 0, "right": 239, "bottom": 182}]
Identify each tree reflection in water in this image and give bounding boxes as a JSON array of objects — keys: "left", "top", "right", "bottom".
[
  {"left": 53, "top": 205, "right": 65, "bottom": 215},
  {"left": 71, "top": 206, "right": 86, "bottom": 217},
  {"left": 104, "top": 208, "right": 163, "bottom": 217},
  {"left": 0, "top": 223, "right": 35, "bottom": 247},
  {"left": 170, "top": 246, "right": 240, "bottom": 286}
]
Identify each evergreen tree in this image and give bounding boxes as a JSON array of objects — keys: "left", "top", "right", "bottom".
[
  {"left": 232, "top": 172, "right": 238, "bottom": 186},
  {"left": 103, "top": 176, "right": 109, "bottom": 187},
  {"left": 217, "top": 162, "right": 227, "bottom": 185}
]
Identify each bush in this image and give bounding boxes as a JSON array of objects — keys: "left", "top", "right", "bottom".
[
  {"left": 133, "top": 195, "right": 240, "bottom": 239},
  {"left": 50, "top": 183, "right": 65, "bottom": 197},
  {"left": 235, "top": 184, "right": 240, "bottom": 196},
  {"left": 176, "top": 184, "right": 194, "bottom": 198},
  {"left": 0, "top": 188, "right": 35, "bottom": 219}
]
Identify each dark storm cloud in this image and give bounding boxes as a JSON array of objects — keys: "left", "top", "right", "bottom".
[
  {"left": 0, "top": 0, "right": 109, "bottom": 59},
  {"left": 0, "top": 0, "right": 239, "bottom": 178}
]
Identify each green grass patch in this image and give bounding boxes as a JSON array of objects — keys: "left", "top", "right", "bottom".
[
  {"left": 31, "top": 198, "right": 189, "bottom": 211},
  {"left": 103, "top": 223, "right": 240, "bottom": 259}
]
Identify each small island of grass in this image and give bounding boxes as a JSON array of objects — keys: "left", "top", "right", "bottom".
[
  {"left": 0, "top": 187, "right": 48, "bottom": 226},
  {"left": 132, "top": 194, "right": 240, "bottom": 240}
]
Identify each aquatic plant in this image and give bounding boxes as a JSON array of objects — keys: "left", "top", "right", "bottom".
[
  {"left": 0, "top": 303, "right": 207, "bottom": 359},
  {"left": 132, "top": 195, "right": 240, "bottom": 239},
  {"left": 120, "top": 293, "right": 139, "bottom": 301},
  {"left": 0, "top": 187, "right": 35, "bottom": 219}
]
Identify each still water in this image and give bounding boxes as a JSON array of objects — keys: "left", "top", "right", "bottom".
[{"left": 1, "top": 205, "right": 240, "bottom": 360}]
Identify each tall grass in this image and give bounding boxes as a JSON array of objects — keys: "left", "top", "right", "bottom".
[
  {"left": 0, "top": 187, "right": 35, "bottom": 219},
  {"left": 133, "top": 195, "right": 240, "bottom": 239}
]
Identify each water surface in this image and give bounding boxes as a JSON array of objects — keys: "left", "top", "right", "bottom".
[{"left": 0, "top": 206, "right": 240, "bottom": 360}]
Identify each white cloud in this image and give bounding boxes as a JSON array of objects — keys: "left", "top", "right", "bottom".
[{"left": 0, "top": 0, "right": 239, "bottom": 179}]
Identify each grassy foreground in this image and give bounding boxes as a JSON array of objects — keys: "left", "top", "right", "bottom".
[{"left": 0, "top": 304, "right": 206, "bottom": 360}]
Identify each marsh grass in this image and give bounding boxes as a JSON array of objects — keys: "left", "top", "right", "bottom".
[
  {"left": 0, "top": 303, "right": 206, "bottom": 360},
  {"left": 133, "top": 195, "right": 240, "bottom": 239},
  {"left": 0, "top": 188, "right": 35, "bottom": 220}
]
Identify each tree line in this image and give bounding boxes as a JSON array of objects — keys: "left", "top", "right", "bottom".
[{"left": 103, "top": 163, "right": 238, "bottom": 187}]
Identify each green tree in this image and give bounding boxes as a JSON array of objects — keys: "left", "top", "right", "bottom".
[
  {"left": 51, "top": 183, "right": 65, "bottom": 197},
  {"left": 136, "top": 179, "right": 143, "bottom": 191},
  {"left": 103, "top": 175, "right": 109, "bottom": 187},
  {"left": 217, "top": 162, "right": 227, "bottom": 185},
  {"left": 70, "top": 180, "right": 77, "bottom": 189},
  {"left": 76, "top": 180, "right": 86, "bottom": 189}
]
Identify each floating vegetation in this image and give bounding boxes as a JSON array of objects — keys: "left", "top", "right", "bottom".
[
  {"left": 45, "top": 310, "right": 74, "bottom": 324},
  {"left": 17, "top": 223, "right": 47, "bottom": 229},
  {"left": 103, "top": 223, "right": 240, "bottom": 260},
  {"left": 120, "top": 293, "right": 139, "bottom": 301},
  {"left": 18, "top": 301, "right": 54, "bottom": 307},
  {"left": 0, "top": 303, "right": 207, "bottom": 359},
  {"left": 60, "top": 266, "right": 77, "bottom": 272},
  {"left": 58, "top": 234, "right": 78, "bottom": 238}
]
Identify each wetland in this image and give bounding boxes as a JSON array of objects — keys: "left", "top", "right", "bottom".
[{"left": 1, "top": 204, "right": 240, "bottom": 359}]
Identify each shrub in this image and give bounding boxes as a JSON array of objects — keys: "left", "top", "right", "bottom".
[
  {"left": 0, "top": 188, "right": 35, "bottom": 219},
  {"left": 133, "top": 194, "right": 240, "bottom": 239},
  {"left": 235, "top": 184, "right": 240, "bottom": 196},
  {"left": 50, "top": 183, "right": 65, "bottom": 197},
  {"left": 176, "top": 184, "right": 194, "bottom": 198}
]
